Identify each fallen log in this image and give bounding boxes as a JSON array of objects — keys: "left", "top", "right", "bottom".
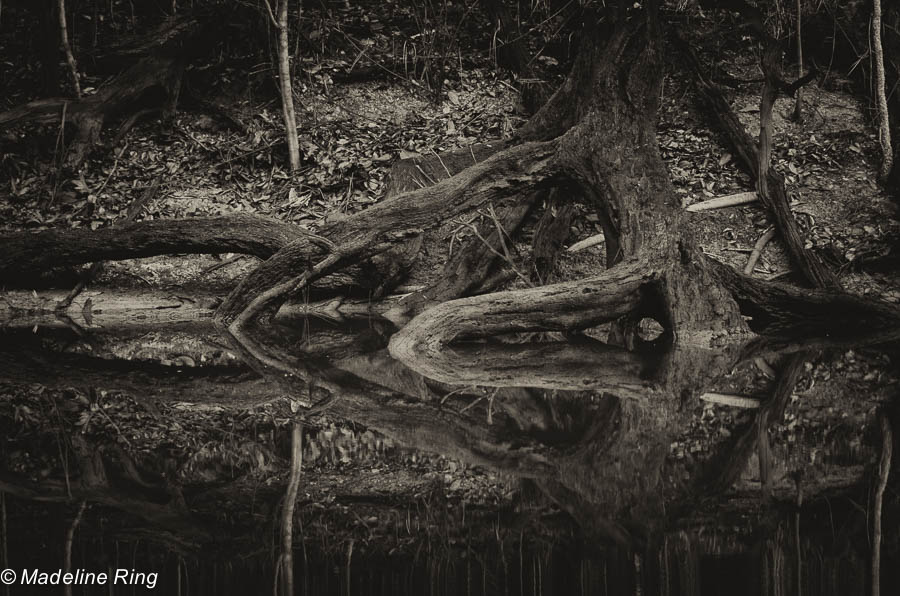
[
  {"left": 0, "top": 288, "right": 219, "bottom": 330},
  {"left": 0, "top": 215, "right": 303, "bottom": 281}
]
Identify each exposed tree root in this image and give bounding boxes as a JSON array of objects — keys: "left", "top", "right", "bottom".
[
  {"left": 0, "top": 16, "right": 208, "bottom": 166},
  {"left": 389, "top": 258, "right": 653, "bottom": 382},
  {"left": 0, "top": 214, "right": 302, "bottom": 280},
  {"left": 675, "top": 31, "right": 840, "bottom": 289}
]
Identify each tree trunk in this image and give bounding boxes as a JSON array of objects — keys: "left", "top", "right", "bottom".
[
  {"left": 872, "top": 0, "right": 894, "bottom": 181},
  {"left": 63, "top": 501, "right": 87, "bottom": 596},
  {"left": 792, "top": 0, "right": 802, "bottom": 122},
  {"left": 58, "top": 0, "right": 81, "bottom": 97},
  {"left": 871, "top": 416, "right": 892, "bottom": 596},
  {"left": 274, "top": 0, "right": 301, "bottom": 172},
  {"left": 280, "top": 423, "right": 303, "bottom": 596}
]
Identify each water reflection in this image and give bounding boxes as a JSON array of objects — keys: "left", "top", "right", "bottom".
[{"left": 0, "top": 299, "right": 896, "bottom": 594}]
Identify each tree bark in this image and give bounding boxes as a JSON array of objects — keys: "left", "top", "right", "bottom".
[
  {"left": 271, "top": 0, "right": 301, "bottom": 172},
  {"left": 872, "top": 0, "right": 894, "bottom": 181},
  {"left": 871, "top": 416, "right": 892, "bottom": 596},
  {"left": 389, "top": 258, "right": 653, "bottom": 384},
  {"left": 63, "top": 501, "right": 87, "bottom": 596},
  {"left": 0, "top": 214, "right": 301, "bottom": 281},
  {"left": 214, "top": 139, "right": 560, "bottom": 328},
  {"left": 280, "top": 423, "right": 302, "bottom": 596},
  {"left": 58, "top": 0, "right": 81, "bottom": 97},
  {"left": 792, "top": 0, "right": 803, "bottom": 122}
]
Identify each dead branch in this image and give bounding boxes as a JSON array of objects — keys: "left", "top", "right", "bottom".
[
  {"left": 686, "top": 191, "right": 757, "bottom": 212},
  {"left": 744, "top": 227, "right": 776, "bottom": 275}
]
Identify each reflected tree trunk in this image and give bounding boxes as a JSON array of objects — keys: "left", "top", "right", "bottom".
[
  {"left": 63, "top": 501, "right": 87, "bottom": 596},
  {"left": 280, "top": 423, "right": 302, "bottom": 596},
  {"left": 871, "top": 416, "right": 892, "bottom": 596}
]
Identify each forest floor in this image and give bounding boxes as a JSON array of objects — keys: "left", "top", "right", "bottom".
[{"left": 1, "top": 4, "right": 899, "bottom": 555}]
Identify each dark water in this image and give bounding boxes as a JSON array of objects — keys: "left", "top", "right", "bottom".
[{"left": 0, "top": 309, "right": 896, "bottom": 595}]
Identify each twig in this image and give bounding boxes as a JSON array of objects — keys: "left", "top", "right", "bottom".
[
  {"left": 414, "top": 163, "right": 437, "bottom": 185},
  {"left": 462, "top": 221, "right": 531, "bottom": 287},
  {"left": 487, "top": 205, "right": 516, "bottom": 267},
  {"left": 340, "top": 31, "right": 409, "bottom": 85},
  {"left": 201, "top": 255, "right": 248, "bottom": 276},
  {"left": 48, "top": 102, "right": 69, "bottom": 208},
  {"left": 348, "top": 43, "right": 370, "bottom": 72},
  {"left": 764, "top": 269, "right": 793, "bottom": 281},
  {"left": 260, "top": 0, "right": 279, "bottom": 29},
  {"left": 440, "top": 386, "right": 473, "bottom": 405},
  {"left": 210, "top": 140, "right": 282, "bottom": 169},
  {"left": 56, "top": 263, "right": 104, "bottom": 311},
  {"left": 303, "top": 392, "right": 338, "bottom": 416},
  {"left": 431, "top": 148, "right": 452, "bottom": 178},
  {"left": 95, "top": 141, "right": 129, "bottom": 195},
  {"left": 230, "top": 243, "right": 341, "bottom": 331},
  {"left": 97, "top": 404, "right": 131, "bottom": 448},
  {"left": 459, "top": 395, "right": 484, "bottom": 414}
]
